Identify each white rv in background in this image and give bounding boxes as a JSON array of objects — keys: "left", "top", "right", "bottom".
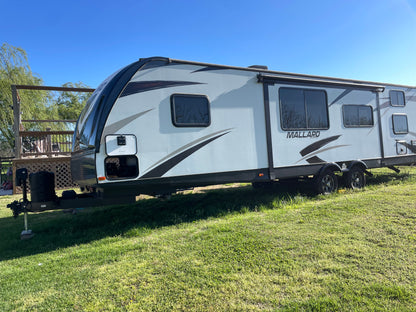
[{"left": 70, "top": 57, "right": 416, "bottom": 196}]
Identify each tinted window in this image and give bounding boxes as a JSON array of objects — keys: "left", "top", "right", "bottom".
[
  {"left": 280, "top": 88, "right": 328, "bottom": 130},
  {"left": 171, "top": 94, "right": 210, "bottom": 127},
  {"left": 390, "top": 90, "right": 405, "bottom": 107},
  {"left": 280, "top": 88, "right": 306, "bottom": 129},
  {"left": 343, "top": 105, "right": 373, "bottom": 127},
  {"left": 392, "top": 114, "right": 408, "bottom": 134}
]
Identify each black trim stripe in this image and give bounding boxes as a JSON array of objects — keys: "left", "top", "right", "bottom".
[
  {"left": 300, "top": 135, "right": 341, "bottom": 157},
  {"left": 98, "top": 168, "right": 269, "bottom": 196},
  {"left": 89, "top": 60, "right": 146, "bottom": 152},
  {"left": 296, "top": 144, "right": 350, "bottom": 164},
  {"left": 141, "top": 132, "right": 230, "bottom": 179},
  {"left": 101, "top": 109, "right": 154, "bottom": 142},
  {"left": 258, "top": 74, "right": 385, "bottom": 91},
  {"left": 375, "top": 92, "right": 385, "bottom": 161},
  {"left": 306, "top": 156, "right": 325, "bottom": 164},
  {"left": 140, "top": 58, "right": 171, "bottom": 70},
  {"left": 192, "top": 66, "right": 224, "bottom": 73},
  {"left": 120, "top": 81, "right": 202, "bottom": 97},
  {"left": 262, "top": 83, "right": 274, "bottom": 179}
]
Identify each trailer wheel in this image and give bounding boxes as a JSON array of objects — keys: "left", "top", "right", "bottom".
[
  {"left": 344, "top": 166, "right": 366, "bottom": 189},
  {"left": 315, "top": 169, "right": 338, "bottom": 195}
]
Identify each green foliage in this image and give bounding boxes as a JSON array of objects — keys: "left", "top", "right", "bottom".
[
  {"left": 0, "top": 168, "right": 416, "bottom": 311},
  {"left": 0, "top": 43, "right": 92, "bottom": 155},
  {"left": 55, "top": 82, "right": 91, "bottom": 120},
  {"left": 0, "top": 43, "right": 53, "bottom": 154}
]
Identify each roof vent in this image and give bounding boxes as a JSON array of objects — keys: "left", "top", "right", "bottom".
[{"left": 248, "top": 65, "right": 268, "bottom": 70}]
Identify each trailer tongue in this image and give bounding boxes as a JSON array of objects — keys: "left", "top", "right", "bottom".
[{"left": 8, "top": 168, "right": 135, "bottom": 239}]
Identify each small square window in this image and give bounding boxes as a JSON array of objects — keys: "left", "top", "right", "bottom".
[
  {"left": 392, "top": 114, "right": 408, "bottom": 134},
  {"left": 342, "top": 105, "right": 373, "bottom": 127},
  {"left": 390, "top": 90, "right": 405, "bottom": 107},
  {"left": 171, "top": 94, "right": 210, "bottom": 127}
]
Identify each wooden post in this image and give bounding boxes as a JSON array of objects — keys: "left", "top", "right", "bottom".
[
  {"left": 11, "top": 85, "right": 21, "bottom": 159},
  {"left": 12, "top": 163, "right": 16, "bottom": 195},
  {"left": 46, "top": 127, "right": 52, "bottom": 157}
]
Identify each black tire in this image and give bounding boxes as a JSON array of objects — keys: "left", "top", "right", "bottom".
[
  {"left": 344, "top": 166, "right": 366, "bottom": 189},
  {"left": 315, "top": 169, "right": 338, "bottom": 195},
  {"left": 62, "top": 190, "right": 77, "bottom": 200}
]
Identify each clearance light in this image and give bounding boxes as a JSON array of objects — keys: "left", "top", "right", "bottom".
[
  {"left": 98, "top": 176, "right": 106, "bottom": 181},
  {"left": 258, "top": 173, "right": 264, "bottom": 177}
]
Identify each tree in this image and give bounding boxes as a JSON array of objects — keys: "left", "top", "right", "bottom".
[
  {"left": 0, "top": 43, "right": 53, "bottom": 155},
  {"left": 0, "top": 43, "right": 92, "bottom": 157},
  {"left": 55, "top": 82, "right": 91, "bottom": 120}
]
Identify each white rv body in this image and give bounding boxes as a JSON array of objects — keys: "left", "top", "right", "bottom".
[{"left": 71, "top": 57, "right": 416, "bottom": 195}]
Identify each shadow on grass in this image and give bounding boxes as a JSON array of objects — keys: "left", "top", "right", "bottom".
[
  {"left": 0, "top": 169, "right": 412, "bottom": 261},
  {"left": 0, "top": 181, "right": 315, "bottom": 261},
  {"left": 366, "top": 170, "right": 412, "bottom": 186}
]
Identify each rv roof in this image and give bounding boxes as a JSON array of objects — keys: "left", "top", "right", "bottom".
[{"left": 163, "top": 57, "right": 415, "bottom": 89}]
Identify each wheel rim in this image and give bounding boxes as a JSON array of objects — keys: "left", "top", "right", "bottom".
[
  {"left": 321, "top": 175, "right": 335, "bottom": 194},
  {"left": 351, "top": 171, "right": 363, "bottom": 188}
]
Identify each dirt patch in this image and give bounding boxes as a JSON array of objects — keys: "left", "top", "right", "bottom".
[{"left": 136, "top": 183, "right": 249, "bottom": 200}]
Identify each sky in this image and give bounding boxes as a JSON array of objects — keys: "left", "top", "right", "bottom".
[{"left": 1, "top": 0, "right": 416, "bottom": 88}]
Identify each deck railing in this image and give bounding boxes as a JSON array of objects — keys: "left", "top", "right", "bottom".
[
  {"left": 9, "top": 85, "right": 95, "bottom": 193},
  {"left": 0, "top": 156, "right": 13, "bottom": 187},
  {"left": 11, "top": 85, "right": 94, "bottom": 159},
  {"left": 19, "top": 121, "right": 76, "bottom": 157}
]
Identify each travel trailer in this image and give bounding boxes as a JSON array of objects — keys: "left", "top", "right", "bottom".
[
  {"left": 8, "top": 57, "right": 416, "bottom": 223},
  {"left": 71, "top": 57, "right": 416, "bottom": 196}
]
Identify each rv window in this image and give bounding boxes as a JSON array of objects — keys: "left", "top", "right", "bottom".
[
  {"left": 392, "top": 114, "right": 408, "bottom": 134},
  {"left": 390, "top": 90, "right": 405, "bottom": 107},
  {"left": 171, "top": 94, "right": 210, "bottom": 127},
  {"left": 343, "top": 105, "right": 373, "bottom": 127},
  {"left": 279, "top": 88, "right": 329, "bottom": 130}
]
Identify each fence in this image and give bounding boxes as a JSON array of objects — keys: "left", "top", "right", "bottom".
[
  {"left": 19, "top": 121, "right": 76, "bottom": 158},
  {"left": 12, "top": 85, "right": 94, "bottom": 159},
  {"left": 13, "top": 157, "right": 77, "bottom": 194},
  {"left": 0, "top": 157, "right": 13, "bottom": 189},
  {"left": 10, "top": 84, "right": 95, "bottom": 194}
]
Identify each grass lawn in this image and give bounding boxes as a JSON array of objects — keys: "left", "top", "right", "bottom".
[{"left": 0, "top": 168, "right": 415, "bottom": 311}]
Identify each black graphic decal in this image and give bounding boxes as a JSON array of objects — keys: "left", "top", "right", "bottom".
[
  {"left": 192, "top": 66, "right": 224, "bottom": 73},
  {"left": 306, "top": 156, "right": 325, "bottom": 164},
  {"left": 120, "top": 81, "right": 202, "bottom": 97},
  {"left": 300, "top": 135, "right": 341, "bottom": 157},
  {"left": 141, "top": 132, "right": 230, "bottom": 179}
]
